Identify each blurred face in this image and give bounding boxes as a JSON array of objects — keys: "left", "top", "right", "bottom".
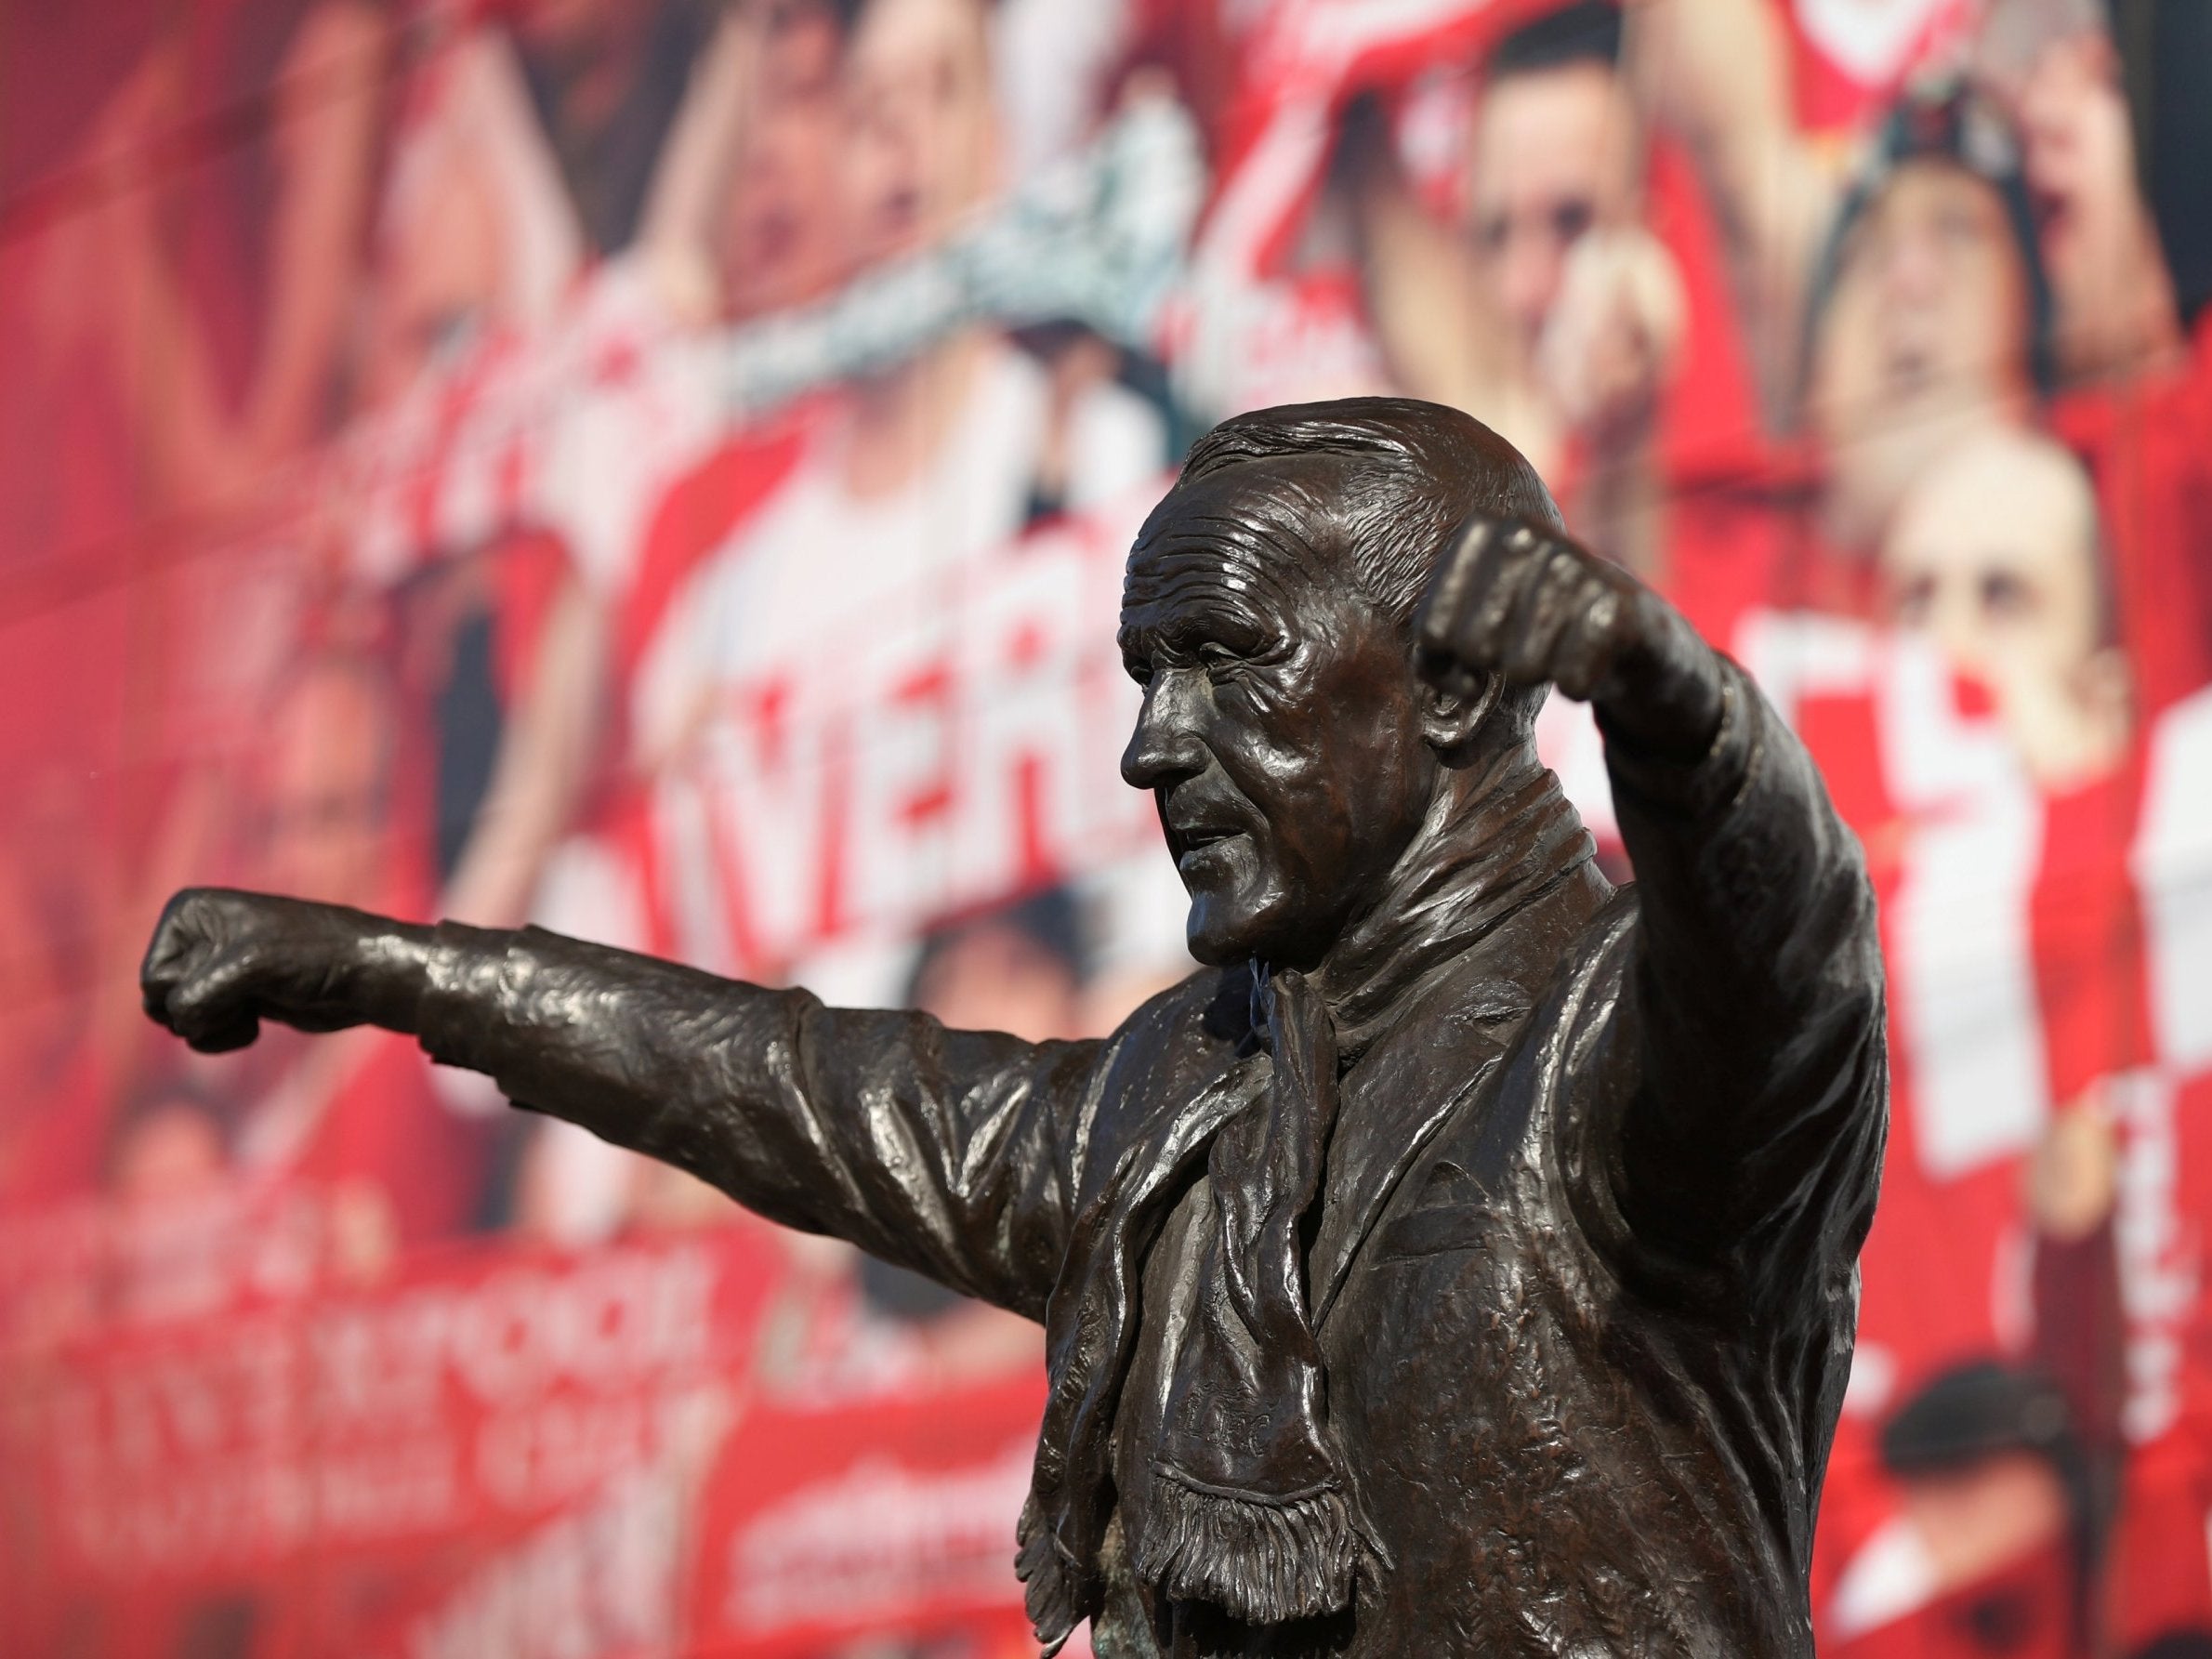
[
  {"left": 112, "top": 1101, "right": 226, "bottom": 1204},
  {"left": 1811, "top": 161, "right": 2033, "bottom": 441},
  {"left": 513, "top": 0, "right": 614, "bottom": 50},
  {"left": 1901, "top": 1452, "right": 2068, "bottom": 1591},
  {"left": 1465, "top": 62, "right": 1638, "bottom": 362},
  {"left": 1118, "top": 466, "right": 1438, "bottom": 968},
  {"left": 1884, "top": 433, "right": 2127, "bottom": 783},
  {"left": 911, "top": 923, "right": 1084, "bottom": 1042},
  {"left": 722, "top": 7, "right": 847, "bottom": 318},
  {"left": 257, "top": 663, "right": 394, "bottom": 907},
  {"left": 512, "top": 0, "right": 649, "bottom": 75},
  {"left": 367, "top": 159, "right": 507, "bottom": 403},
  {"left": 839, "top": 0, "right": 1000, "bottom": 266},
  {"left": 1885, "top": 438, "right": 2099, "bottom": 692}
]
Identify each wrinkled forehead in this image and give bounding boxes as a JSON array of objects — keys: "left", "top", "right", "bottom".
[{"left": 1123, "top": 458, "right": 1361, "bottom": 621}]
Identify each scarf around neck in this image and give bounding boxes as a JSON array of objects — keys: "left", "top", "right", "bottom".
[{"left": 1018, "top": 753, "right": 1595, "bottom": 1650}]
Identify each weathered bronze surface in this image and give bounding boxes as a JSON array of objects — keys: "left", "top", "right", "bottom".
[{"left": 143, "top": 398, "right": 1888, "bottom": 1657}]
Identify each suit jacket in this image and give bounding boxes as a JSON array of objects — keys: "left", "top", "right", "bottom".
[{"left": 419, "top": 664, "right": 1887, "bottom": 1656}]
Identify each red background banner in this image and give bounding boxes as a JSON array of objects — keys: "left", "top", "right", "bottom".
[{"left": 5, "top": 0, "right": 2212, "bottom": 1652}]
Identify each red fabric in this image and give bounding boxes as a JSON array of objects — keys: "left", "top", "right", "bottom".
[
  {"left": 2108, "top": 1426, "right": 2212, "bottom": 1647},
  {"left": 615, "top": 416, "right": 810, "bottom": 688},
  {"left": 2032, "top": 761, "right": 2155, "bottom": 1105},
  {"left": 2048, "top": 326, "right": 2212, "bottom": 718},
  {"left": 5, "top": 1226, "right": 786, "bottom": 1656},
  {"left": 1647, "top": 136, "right": 1766, "bottom": 481},
  {"left": 1779, "top": 0, "right": 1977, "bottom": 141},
  {"left": 1157, "top": 0, "right": 1560, "bottom": 197},
  {"left": 487, "top": 527, "right": 574, "bottom": 705},
  {"left": 1811, "top": 718, "right": 2212, "bottom": 1652},
  {"left": 683, "top": 1371, "right": 1048, "bottom": 1658},
  {"left": 1825, "top": 1542, "right": 2075, "bottom": 1659},
  {"left": 288, "top": 1035, "right": 488, "bottom": 1245}
]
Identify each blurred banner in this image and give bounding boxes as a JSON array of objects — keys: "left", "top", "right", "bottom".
[{"left": 3, "top": 0, "right": 2211, "bottom": 1653}]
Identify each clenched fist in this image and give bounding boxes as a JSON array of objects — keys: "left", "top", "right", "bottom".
[
  {"left": 140, "top": 888, "right": 433, "bottom": 1053},
  {"left": 1415, "top": 517, "right": 1723, "bottom": 762}
]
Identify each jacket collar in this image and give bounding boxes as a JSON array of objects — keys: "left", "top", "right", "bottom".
[
  {"left": 1298, "top": 746, "right": 1598, "bottom": 1057},
  {"left": 1286, "top": 753, "right": 1609, "bottom": 1323},
  {"left": 1305, "top": 871, "right": 1605, "bottom": 1326}
]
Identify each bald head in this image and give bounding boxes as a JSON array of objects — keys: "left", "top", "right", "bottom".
[
  {"left": 1119, "top": 401, "right": 1565, "bottom": 967},
  {"left": 1884, "top": 426, "right": 2108, "bottom": 666},
  {"left": 1154, "top": 398, "right": 1563, "bottom": 637}
]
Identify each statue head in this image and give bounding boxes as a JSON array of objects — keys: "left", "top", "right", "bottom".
[{"left": 1119, "top": 397, "right": 1560, "bottom": 970}]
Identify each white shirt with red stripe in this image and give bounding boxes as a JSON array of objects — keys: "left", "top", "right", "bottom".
[
  {"left": 1716, "top": 608, "right": 2212, "bottom": 1638},
  {"left": 624, "top": 337, "right": 1166, "bottom": 997}
]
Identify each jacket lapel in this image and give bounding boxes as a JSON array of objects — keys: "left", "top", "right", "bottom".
[{"left": 1308, "top": 877, "right": 1599, "bottom": 1329}]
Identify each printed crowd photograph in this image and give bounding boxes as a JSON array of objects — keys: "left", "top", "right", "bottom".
[{"left": 4, "top": 0, "right": 2212, "bottom": 1655}]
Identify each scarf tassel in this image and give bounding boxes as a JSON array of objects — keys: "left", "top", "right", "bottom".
[
  {"left": 1017, "top": 1498, "right": 1086, "bottom": 1655},
  {"left": 1130, "top": 1473, "right": 1358, "bottom": 1626}
]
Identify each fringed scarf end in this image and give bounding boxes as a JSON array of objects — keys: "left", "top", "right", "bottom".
[
  {"left": 1129, "top": 1472, "right": 1357, "bottom": 1626},
  {"left": 1017, "top": 1496, "right": 1086, "bottom": 1654}
]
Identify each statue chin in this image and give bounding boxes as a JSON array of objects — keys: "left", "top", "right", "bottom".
[
  {"left": 1182, "top": 889, "right": 1310, "bottom": 972},
  {"left": 1181, "top": 895, "right": 1260, "bottom": 969}
]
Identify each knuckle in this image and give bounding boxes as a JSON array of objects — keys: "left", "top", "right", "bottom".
[
  {"left": 1582, "top": 587, "right": 1623, "bottom": 637},
  {"left": 1453, "top": 515, "right": 1504, "bottom": 562},
  {"left": 1516, "top": 630, "right": 1559, "bottom": 675},
  {"left": 176, "top": 886, "right": 225, "bottom": 925}
]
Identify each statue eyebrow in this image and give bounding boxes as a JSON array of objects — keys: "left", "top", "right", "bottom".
[{"left": 1118, "top": 604, "right": 1276, "bottom": 666}]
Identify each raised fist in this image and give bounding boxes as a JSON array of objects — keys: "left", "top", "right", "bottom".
[
  {"left": 1537, "top": 226, "right": 1686, "bottom": 444},
  {"left": 140, "top": 888, "right": 427, "bottom": 1053},
  {"left": 1415, "top": 517, "right": 1723, "bottom": 761}
]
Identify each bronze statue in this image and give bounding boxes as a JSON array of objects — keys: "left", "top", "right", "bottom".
[{"left": 142, "top": 399, "right": 1887, "bottom": 1657}]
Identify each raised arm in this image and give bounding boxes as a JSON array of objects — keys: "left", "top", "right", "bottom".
[
  {"left": 1415, "top": 520, "right": 1885, "bottom": 1266},
  {"left": 138, "top": 891, "right": 1097, "bottom": 1318},
  {"left": 1622, "top": 0, "right": 1837, "bottom": 428}
]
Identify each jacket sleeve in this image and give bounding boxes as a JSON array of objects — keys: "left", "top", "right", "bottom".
[
  {"left": 1600, "top": 657, "right": 1889, "bottom": 1286},
  {"left": 415, "top": 924, "right": 1104, "bottom": 1322}
]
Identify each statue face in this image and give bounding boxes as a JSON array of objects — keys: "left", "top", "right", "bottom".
[{"left": 1119, "top": 464, "right": 1439, "bottom": 969}]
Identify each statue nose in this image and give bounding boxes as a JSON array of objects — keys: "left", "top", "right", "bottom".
[{"left": 1121, "top": 669, "right": 1208, "bottom": 791}]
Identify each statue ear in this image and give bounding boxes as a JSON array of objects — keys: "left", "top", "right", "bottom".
[{"left": 1419, "top": 664, "right": 1506, "bottom": 758}]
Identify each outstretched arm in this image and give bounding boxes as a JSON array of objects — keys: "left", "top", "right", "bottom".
[
  {"left": 139, "top": 893, "right": 1097, "bottom": 1319},
  {"left": 1415, "top": 520, "right": 1885, "bottom": 1268},
  {"left": 1622, "top": 0, "right": 1837, "bottom": 428}
]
